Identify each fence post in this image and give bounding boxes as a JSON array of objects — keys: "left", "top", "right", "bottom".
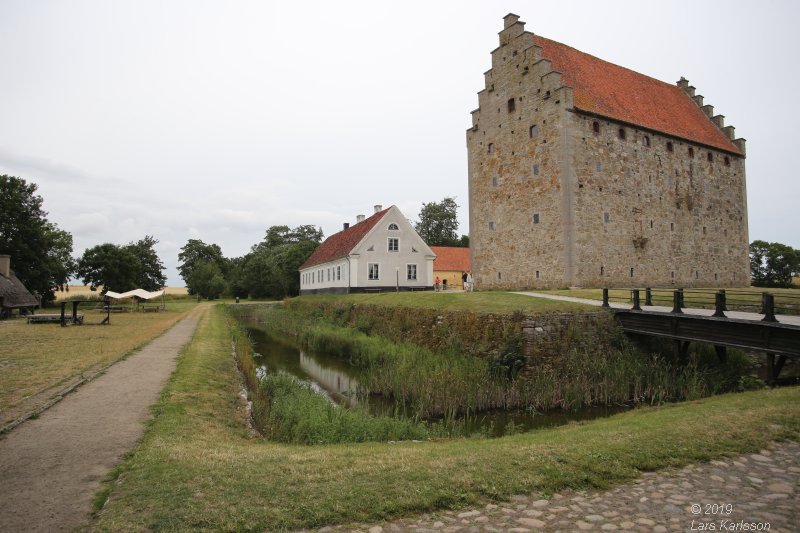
[
  {"left": 678, "top": 288, "right": 685, "bottom": 309},
  {"left": 671, "top": 289, "right": 683, "bottom": 314},
  {"left": 720, "top": 289, "right": 728, "bottom": 311},
  {"left": 712, "top": 291, "right": 726, "bottom": 318},
  {"left": 645, "top": 287, "right": 653, "bottom": 306},
  {"left": 602, "top": 288, "right": 610, "bottom": 308},
  {"left": 762, "top": 293, "right": 777, "bottom": 322},
  {"left": 632, "top": 289, "right": 642, "bottom": 311}
]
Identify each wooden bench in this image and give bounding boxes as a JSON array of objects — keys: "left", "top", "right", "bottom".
[
  {"left": 141, "top": 305, "right": 160, "bottom": 313},
  {"left": 363, "top": 288, "right": 382, "bottom": 294},
  {"left": 27, "top": 314, "right": 84, "bottom": 324}
]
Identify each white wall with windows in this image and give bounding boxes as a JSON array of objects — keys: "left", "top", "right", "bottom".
[{"left": 298, "top": 205, "right": 435, "bottom": 293}]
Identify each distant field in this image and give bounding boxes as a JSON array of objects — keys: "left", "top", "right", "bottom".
[{"left": 54, "top": 285, "right": 188, "bottom": 300}]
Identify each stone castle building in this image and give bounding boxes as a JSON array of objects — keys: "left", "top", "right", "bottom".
[{"left": 467, "top": 14, "right": 749, "bottom": 289}]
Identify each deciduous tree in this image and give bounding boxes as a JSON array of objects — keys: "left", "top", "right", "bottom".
[
  {"left": 415, "top": 197, "right": 462, "bottom": 247},
  {"left": 750, "top": 240, "right": 799, "bottom": 288}
]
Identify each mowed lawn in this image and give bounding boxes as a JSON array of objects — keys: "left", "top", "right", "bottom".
[
  {"left": 0, "top": 300, "right": 197, "bottom": 426},
  {"left": 91, "top": 305, "right": 800, "bottom": 531},
  {"left": 296, "top": 291, "right": 594, "bottom": 314}
]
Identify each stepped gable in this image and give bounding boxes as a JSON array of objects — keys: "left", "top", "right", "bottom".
[
  {"left": 533, "top": 35, "right": 742, "bottom": 155},
  {"left": 431, "top": 246, "right": 470, "bottom": 271},
  {"left": 300, "top": 208, "right": 390, "bottom": 269}
]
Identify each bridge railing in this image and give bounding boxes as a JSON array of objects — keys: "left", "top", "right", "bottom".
[{"left": 602, "top": 287, "right": 800, "bottom": 323}]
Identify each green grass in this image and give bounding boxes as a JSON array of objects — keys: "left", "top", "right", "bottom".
[
  {"left": 295, "top": 291, "right": 594, "bottom": 314},
  {"left": 91, "top": 304, "right": 800, "bottom": 531}
]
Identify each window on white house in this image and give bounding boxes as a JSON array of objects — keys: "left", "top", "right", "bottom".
[
  {"left": 388, "top": 223, "right": 399, "bottom": 230},
  {"left": 336, "top": 266, "right": 341, "bottom": 280},
  {"left": 368, "top": 263, "right": 379, "bottom": 280},
  {"left": 327, "top": 269, "right": 330, "bottom": 282},
  {"left": 388, "top": 238, "right": 399, "bottom": 252},
  {"left": 407, "top": 264, "right": 417, "bottom": 280}
]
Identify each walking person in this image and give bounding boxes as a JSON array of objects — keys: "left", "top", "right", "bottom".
[{"left": 434, "top": 276, "right": 441, "bottom": 292}]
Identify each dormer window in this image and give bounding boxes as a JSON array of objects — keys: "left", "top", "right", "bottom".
[{"left": 388, "top": 223, "right": 399, "bottom": 230}]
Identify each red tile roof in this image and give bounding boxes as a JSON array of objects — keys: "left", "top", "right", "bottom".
[
  {"left": 533, "top": 36, "right": 741, "bottom": 155},
  {"left": 431, "top": 246, "right": 470, "bottom": 272},
  {"left": 300, "top": 208, "right": 390, "bottom": 269}
]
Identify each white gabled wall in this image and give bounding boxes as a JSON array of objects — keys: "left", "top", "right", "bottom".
[{"left": 350, "top": 206, "right": 434, "bottom": 289}]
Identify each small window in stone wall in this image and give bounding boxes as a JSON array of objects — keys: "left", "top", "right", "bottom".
[
  {"left": 492, "top": 176, "right": 498, "bottom": 187},
  {"left": 530, "top": 125, "right": 538, "bottom": 138},
  {"left": 630, "top": 268, "right": 634, "bottom": 277},
  {"left": 533, "top": 213, "right": 540, "bottom": 224},
  {"left": 536, "top": 270, "right": 540, "bottom": 279},
  {"left": 689, "top": 147, "right": 695, "bottom": 158},
  {"left": 488, "top": 143, "right": 494, "bottom": 153},
  {"left": 592, "top": 121, "right": 600, "bottom": 135},
  {"left": 489, "top": 221, "right": 494, "bottom": 231},
  {"left": 595, "top": 162, "right": 602, "bottom": 172},
  {"left": 707, "top": 151, "right": 713, "bottom": 162},
  {"left": 671, "top": 271, "right": 675, "bottom": 279},
  {"left": 603, "top": 212, "right": 610, "bottom": 223},
  {"left": 650, "top": 220, "right": 654, "bottom": 228},
  {"left": 600, "top": 266, "right": 604, "bottom": 276},
  {"left": 533, "top": 164, "right": 539, "bottom": 176},
  {"left": 618, "top": 128, "right": 626, "bottom": 140},
  {"left": 667, "top": 141, "right": 674, "bottom": 152},
  {"left": 724, "top": 156, "right": 730, "bottom": 166},
  {"left": 508, "top": 98, "right": 516, "bottom": 112},
  {"left": 642, "top": 135, "right": 650, "bottom": 147},
  {"left": 498, "top": 272, "right": 502, "bottom": 280},
  {"left": 671, "top": 223, "right": 674, "bottom": 231}
]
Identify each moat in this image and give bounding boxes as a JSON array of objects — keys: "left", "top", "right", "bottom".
[{"left": 245, "top": 326, "right": 628, "bottom": 437}]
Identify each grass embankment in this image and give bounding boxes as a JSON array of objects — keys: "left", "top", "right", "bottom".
[
  {"left": 296, "top": 291, "right": 594, "bottom": 313},
  {"left": 0, "top": 300, "right": 198, "bottom": 426},
  {"left": 238, "top": 304, "right": 759, "bottom": 436},
  {"left": 92, "top": 304, "right": 800, "bottom": 531}
]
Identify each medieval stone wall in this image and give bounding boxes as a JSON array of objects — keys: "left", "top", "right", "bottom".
[{"left": 468, "top": 14, "right": 749, "bottom": 289}]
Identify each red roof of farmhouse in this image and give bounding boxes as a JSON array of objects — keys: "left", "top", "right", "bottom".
[
  {"left": 533, "top": 35, "right": 741, "bottom": 155},
  {"left": 431, "top": 246, "right": 470, "bottom": 272},
  {"left": 300, "top": 208, "right": 390, "bottom": 269}
]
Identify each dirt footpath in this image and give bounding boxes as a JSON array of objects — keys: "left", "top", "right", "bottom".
[{"left": 0, "top": 305, "right": 205, "bottom": 532}]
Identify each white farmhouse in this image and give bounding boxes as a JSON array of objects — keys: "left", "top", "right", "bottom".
[{"left": 299, "top": 205, "right": 436, "bottom": 295}]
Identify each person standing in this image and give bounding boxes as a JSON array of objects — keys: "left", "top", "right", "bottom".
[
  {"left": 461, "top": 271, "right": 468, "bottom": 291},
  {"left": 466, "top": 272, "right": 474, "bottom": 292},
  {"left": 434, "top": 276, "right": 441, "bottom": 292}
]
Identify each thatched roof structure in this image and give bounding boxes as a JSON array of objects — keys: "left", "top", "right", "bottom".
[{"left": 0, "top": 255, "right": 39, "bottom": 313}]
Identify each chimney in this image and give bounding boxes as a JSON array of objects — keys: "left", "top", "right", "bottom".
[
  {"left": 356, "top": 214, "right": 366, "bottom": 223},
  {"left": 0, "top": 255, "right": 9, "bottom": 278},
  {"left": 343, "top": 222, "right": 350, "bottom": 231},
  {"left": 374, "top": 204, "right": 382, "bottom": 214}
]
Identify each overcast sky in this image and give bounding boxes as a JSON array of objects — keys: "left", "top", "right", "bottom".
[{"left": 1, "top": 0, "right": 798, "bottom": 286}]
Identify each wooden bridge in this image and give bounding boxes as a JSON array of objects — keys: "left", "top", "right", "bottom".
[{"left": 516, "top": 288, "right": 800, "bottom": 384}]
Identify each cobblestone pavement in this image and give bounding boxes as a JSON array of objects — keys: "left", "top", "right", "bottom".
[{"left": 315, "top": 440, "right": 798, "bottom": 532}]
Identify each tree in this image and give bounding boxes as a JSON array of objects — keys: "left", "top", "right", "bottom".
[
  {"left": 238, "top": 224, "right": 323, "bottom": 298},
  {"left": 750, "top": 240, "right": 799, "bottom": 288},
  {"left": 177, "top": 239, "right": 226, "bottom": 294},
  {"left": 127, "top": 235, "right": 166, "bottom": 291},
  {"left": 0, "top": 175, "right": 74, "bottom": 303},
  {"left": 76, "top": 236, "right": 166, "bottom": 293},
  {"left": 187, "top": 260, "right": 227, "bottom": 299},
  {"left": 76, "top": 243, "right": 140, "bottom": 293},
  {"left": 415, "top": 197, "right": 461, "bottom": 246}
]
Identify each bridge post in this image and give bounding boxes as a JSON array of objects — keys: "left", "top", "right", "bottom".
[
  {"left": 602, "top": 288, "right": 610, "bottom": 308},
  {"left": 645, "top": 287, "right": 653, "bottom": 306},
  {"left": 632, "top": 289, "right": 642, "bottom": 311},
  {"left": 60, "top": 301, "right": 67, "bottom": 327},
  {"left": 678, "top": 288, "right": 685, "bottom": 309},
  {"left": 671, "top": 290, "right": 683, "bottom": 314},
  {"left": 762, "top": 293, "right": 777, "bottom": 322},
  {"left": 712, "top": 291, "right": 727, "bottom": 318},
  {"left": 720, "top": 289, "right": 728, "bottom": 311}
]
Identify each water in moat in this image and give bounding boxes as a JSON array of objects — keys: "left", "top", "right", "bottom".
[{"left": 245, "top": 325, "right": 629, "bottom": 437}]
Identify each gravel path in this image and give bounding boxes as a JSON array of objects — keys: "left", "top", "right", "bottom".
[
  {"left": 318, "top": 440, "right": 799, "bottom": 532},
  {"left": 0, "top": 307, "right": 203, "bottom": 532}
]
